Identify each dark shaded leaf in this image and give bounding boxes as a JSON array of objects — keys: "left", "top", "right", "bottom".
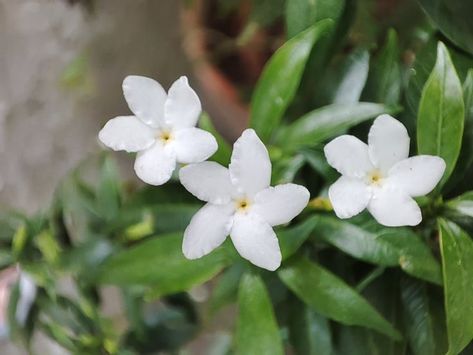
[
  {"left": 236, "top": 273, "right": 284, "bottom": 355},
  {"left": 278, "top": 257, "right": 401, "bottom": 339}
]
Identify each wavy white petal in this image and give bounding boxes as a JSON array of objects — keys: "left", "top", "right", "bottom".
[
  {"left": 324, "top": 135, "right": 373, "bottom": 178},
  {"left": 329, "top": 176, "right": 371, "bottom": 219},
  {"left": 174, "top": 128, "right": 217, "bottom": 164},
  {"left": 182, "top": 203, "right": 234, "bottom": 259},
  {"left": 253, "top": 184, "right": 310, "bottom": 226},
  {"left": 368, "top": 185, "right": 422, "bottom": 226},
  {"left": 388, "top": 155, "right": 446, "bottom": 197},
  {"left": 122, "top": 75, "right": 167, "bottom": 128},
  {"left": 230, "top": 213, "right": 281, "bottom": 271},
  {"left": 368, "top": 114, "right": 410, "bottom": 172},
  {"left": 164, "top": 76, "right": 201, "bottom": 129},
  {"left": 98, "top": 116, "right": 155, "bottom": 152},
  {"left": 134, "top": 142, "right": 176, "bottom": 185},
  {"left": 229, "top": 129, "right": 271, "bottom": 196},
  {"left": 179, "top": 162, "right": 234, "bottom": 204}
]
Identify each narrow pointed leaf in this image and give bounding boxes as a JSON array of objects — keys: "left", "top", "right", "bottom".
[
  {"left": 250, "top": 20, "right": 333, "bottom": 142},
  {"left": 237, "top": 273, "right": 284, "bottom": 355},
  {"left": 417, "top": 42, "right": 464, "bottom": 189},
  {"left": 278, "top": 102, "right": 393, "bottom": 151},
  {"left": 438, "top": 219, "right": 473, "bottom": 355},
  {"left": 313, "top": 215, "right": 442, "bottom": 285},
  {"left": 363, "top": 29, "right": 401, "bottom": 105},
  {"left": 97, "top": 233, "right": 229, "bottom": 297},
  {"left": 279, "top": 257, "right": 401, "bottom": 340}
]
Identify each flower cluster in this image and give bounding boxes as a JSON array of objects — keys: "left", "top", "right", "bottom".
[{"left": 99, "top": 76, "right": 446, "bottom": 270}]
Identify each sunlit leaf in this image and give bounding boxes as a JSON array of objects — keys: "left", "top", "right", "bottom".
[
  {"left": 438, "top": 219, "right": 473, "bottom": 354},
  {"left": 279, "top": 257, "right": 401, "bottom": 339},
  {"left": 417, "top": 42, "right": 464, "bottom": 189},
  {"left": 236, "top": 273, "right": 284, "bottom": 355},
  {"left": 250, "top": 20, "right": 333, "bottom": 142}
]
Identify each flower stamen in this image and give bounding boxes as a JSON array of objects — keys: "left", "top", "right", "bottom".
[
  {"left": 367, "top": 170, "right": 384, "bottom": 186},
  {"left": 235, "top": 198, "right": 251, "bottom": 212},
  {"left": 157, "top": 130, "right": 173, "bottom": 144}
]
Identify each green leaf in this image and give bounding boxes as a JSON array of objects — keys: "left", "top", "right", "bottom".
[
  {"left": 332, "top": 49, "right": 370, "bottom": 104},
  {"left": 97, "top": 156, "right": 121, "bottom": 221},
  {"left": 285, "top": 0, "right": 344, "bottom": 38},
  {"left": 401, "top": 278, "right": 447, "bottom": 355},
  {"left": 313, "top": 215, "right": 442, "bottom": 285},
  {"left": 288, "top": 300, "right": 333, "bottom": 355},
  {"left": 199, "top": 112, "right": 231, "bottom": 165},
  {"left": 250, "top": 20, "right": 333, "bottom": 142},
  {"left": 278, "top": 103, "right": 393, "bottom": 152},
  {"left": 97, "top": 233, "right": 229, "bottom": 297},
  {"left": 446, "top": 191, "right": 473, "bottom": 219},
  {"left": 438, "top": 219, "right": 473, "bottom": 355},
  {"left": 417, "top": 0, "right": 473, "bottom": 56},
  {"left": 278, "top": 217, "right": 318, "bottom": 260},
  {"left": 209, "top": 263, "right": 244, "bottom": 313},
  {"left": 417, "top": 42, "right": 464, "bottom": 189},
  {"left": 236, "top": 273, "right": 284, "bottom": 355},
  {"left": 363, "top": 29, "right": 401, "bottom": 105},
  {"left": 447, "top": 69, "right": 473, "bottom": 192},
  {"left": 278, "top": 257, "right": 401, "bottom": 340}
]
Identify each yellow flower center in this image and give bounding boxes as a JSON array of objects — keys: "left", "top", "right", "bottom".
[
  {"left": 367, "top": 170, "right": 384, "bottom": 186},
  {"left": 157, "top": 130, "right": 173, "bottom": 143},
  {"left": 235, "top": 198, "right": 251, "bottom": 212}
]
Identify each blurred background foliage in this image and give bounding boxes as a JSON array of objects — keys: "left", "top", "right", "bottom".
[{"left": 1, "top": 0, "right": 473, "bottom": 354}]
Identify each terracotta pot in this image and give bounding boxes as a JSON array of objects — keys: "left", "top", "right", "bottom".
[{"left": 180, "top": 0, "right": 282, "bottom": 142}]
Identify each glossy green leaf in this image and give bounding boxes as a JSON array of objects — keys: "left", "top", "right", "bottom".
[
  {"left": 363, "top": 29, "right": 401, "bottom": 105},
  {"left": 313, "top": 215, "right": 442, "bottom": 285},
  {"left": 332, "top": 49, "right": 370, "bottom": 104},
  {"left": 279, "top": 257, "right": 401, "bottom": 340},
  {"left": 199, "top": 112, "right": 232, "bottom": 165},
  {"left": 278, "top": 103, "right": 393, "bottom": 151},
  {"left": 446, "top": 191, "right": 473, "bottom": 219},
  {"left": 97, "top": 156, "right": 121, "bottom": 221},
  {"left": 236, "top": 273, "right": 284, "bottom": 355},
  {"left": 250, "top": 20, "right": 333, "bottom": 142},
  {"left": 401, "top": 278, "right": 447, "bottom": 355},
  {"left": 417, "top": 42, "right": 464, "bottom": 188},
  {"left": 447, "top": 70, "right": 473, "bottom": 192},
  {"left": 209, "top": 263, "right": 244, "bottom": 313},
  {"left": 98, "top": 233, "right": 229, "bottom": 297},
  {"left": 417, "top": 0, "right": 473, "bottom": 56},
  {"left": 285, "top": 0, "right": 344, "bottom": 38},
  {"left": 288, "top": 299, "right": 333, "bottom": 355},
  {"left": 278, "top": 216, "right": 318, "bottom": 260},
  {"left": 438, "top": 219, "right": 473, "bottom": 355}
]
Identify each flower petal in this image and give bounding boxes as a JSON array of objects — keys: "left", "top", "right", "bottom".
[
  {"left": 179, "top": 162, "right": 234, "bottom": 204},
  {"left": 368, "top": 114, "right": 410, "bottom": 172},
  {"left": 368, "top": 185, "right": 422, "bottom": 226},
  {"left": 388, "top": 155, "right": 446, "bottom": 197},
  {"left": 230, "top": 213, "right": 281, "bottom": 271},
  {"left": 183, "top": 203, "right": 234, "bottom": 259},
  {"left": 123, "top": 75, "right": 167, "bottom": 128},
  {"left": 174, "top": 127, "right": 217, "bottom": 164},
  {"left": 329, "top": 176, "right": 371, "bottom": 219},
  {"left": 253, "top": 184, "right": 310, "bottom": 226},
  {"left": 98, "top": 116, "right": 155, "bottom": 152},
  {"left": 134, "top": 142, "right": 176, "bottom": 185},
  {"left": 324, "top": 135, "right": 374, "bottom": 178},
  {"left": 229, "top": 129, "right": 271, "bottom": 196},
  {"left": 164, "top": 76, "right": 201, "bottom": 129}
]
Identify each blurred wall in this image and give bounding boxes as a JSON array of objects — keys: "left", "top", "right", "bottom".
[{"left": 0, "top": 0, "right": 189, "bottom": 214}]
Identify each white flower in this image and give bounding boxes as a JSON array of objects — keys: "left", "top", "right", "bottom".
[
  {"left": 99, "top": 75, "right": 217, "bottom": 185},
  {"left": 324, "top": 114, "right": 446, "bottom": 227},
  {"left": 179, "top": 129, "right": 310, "bottom": 271}
]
